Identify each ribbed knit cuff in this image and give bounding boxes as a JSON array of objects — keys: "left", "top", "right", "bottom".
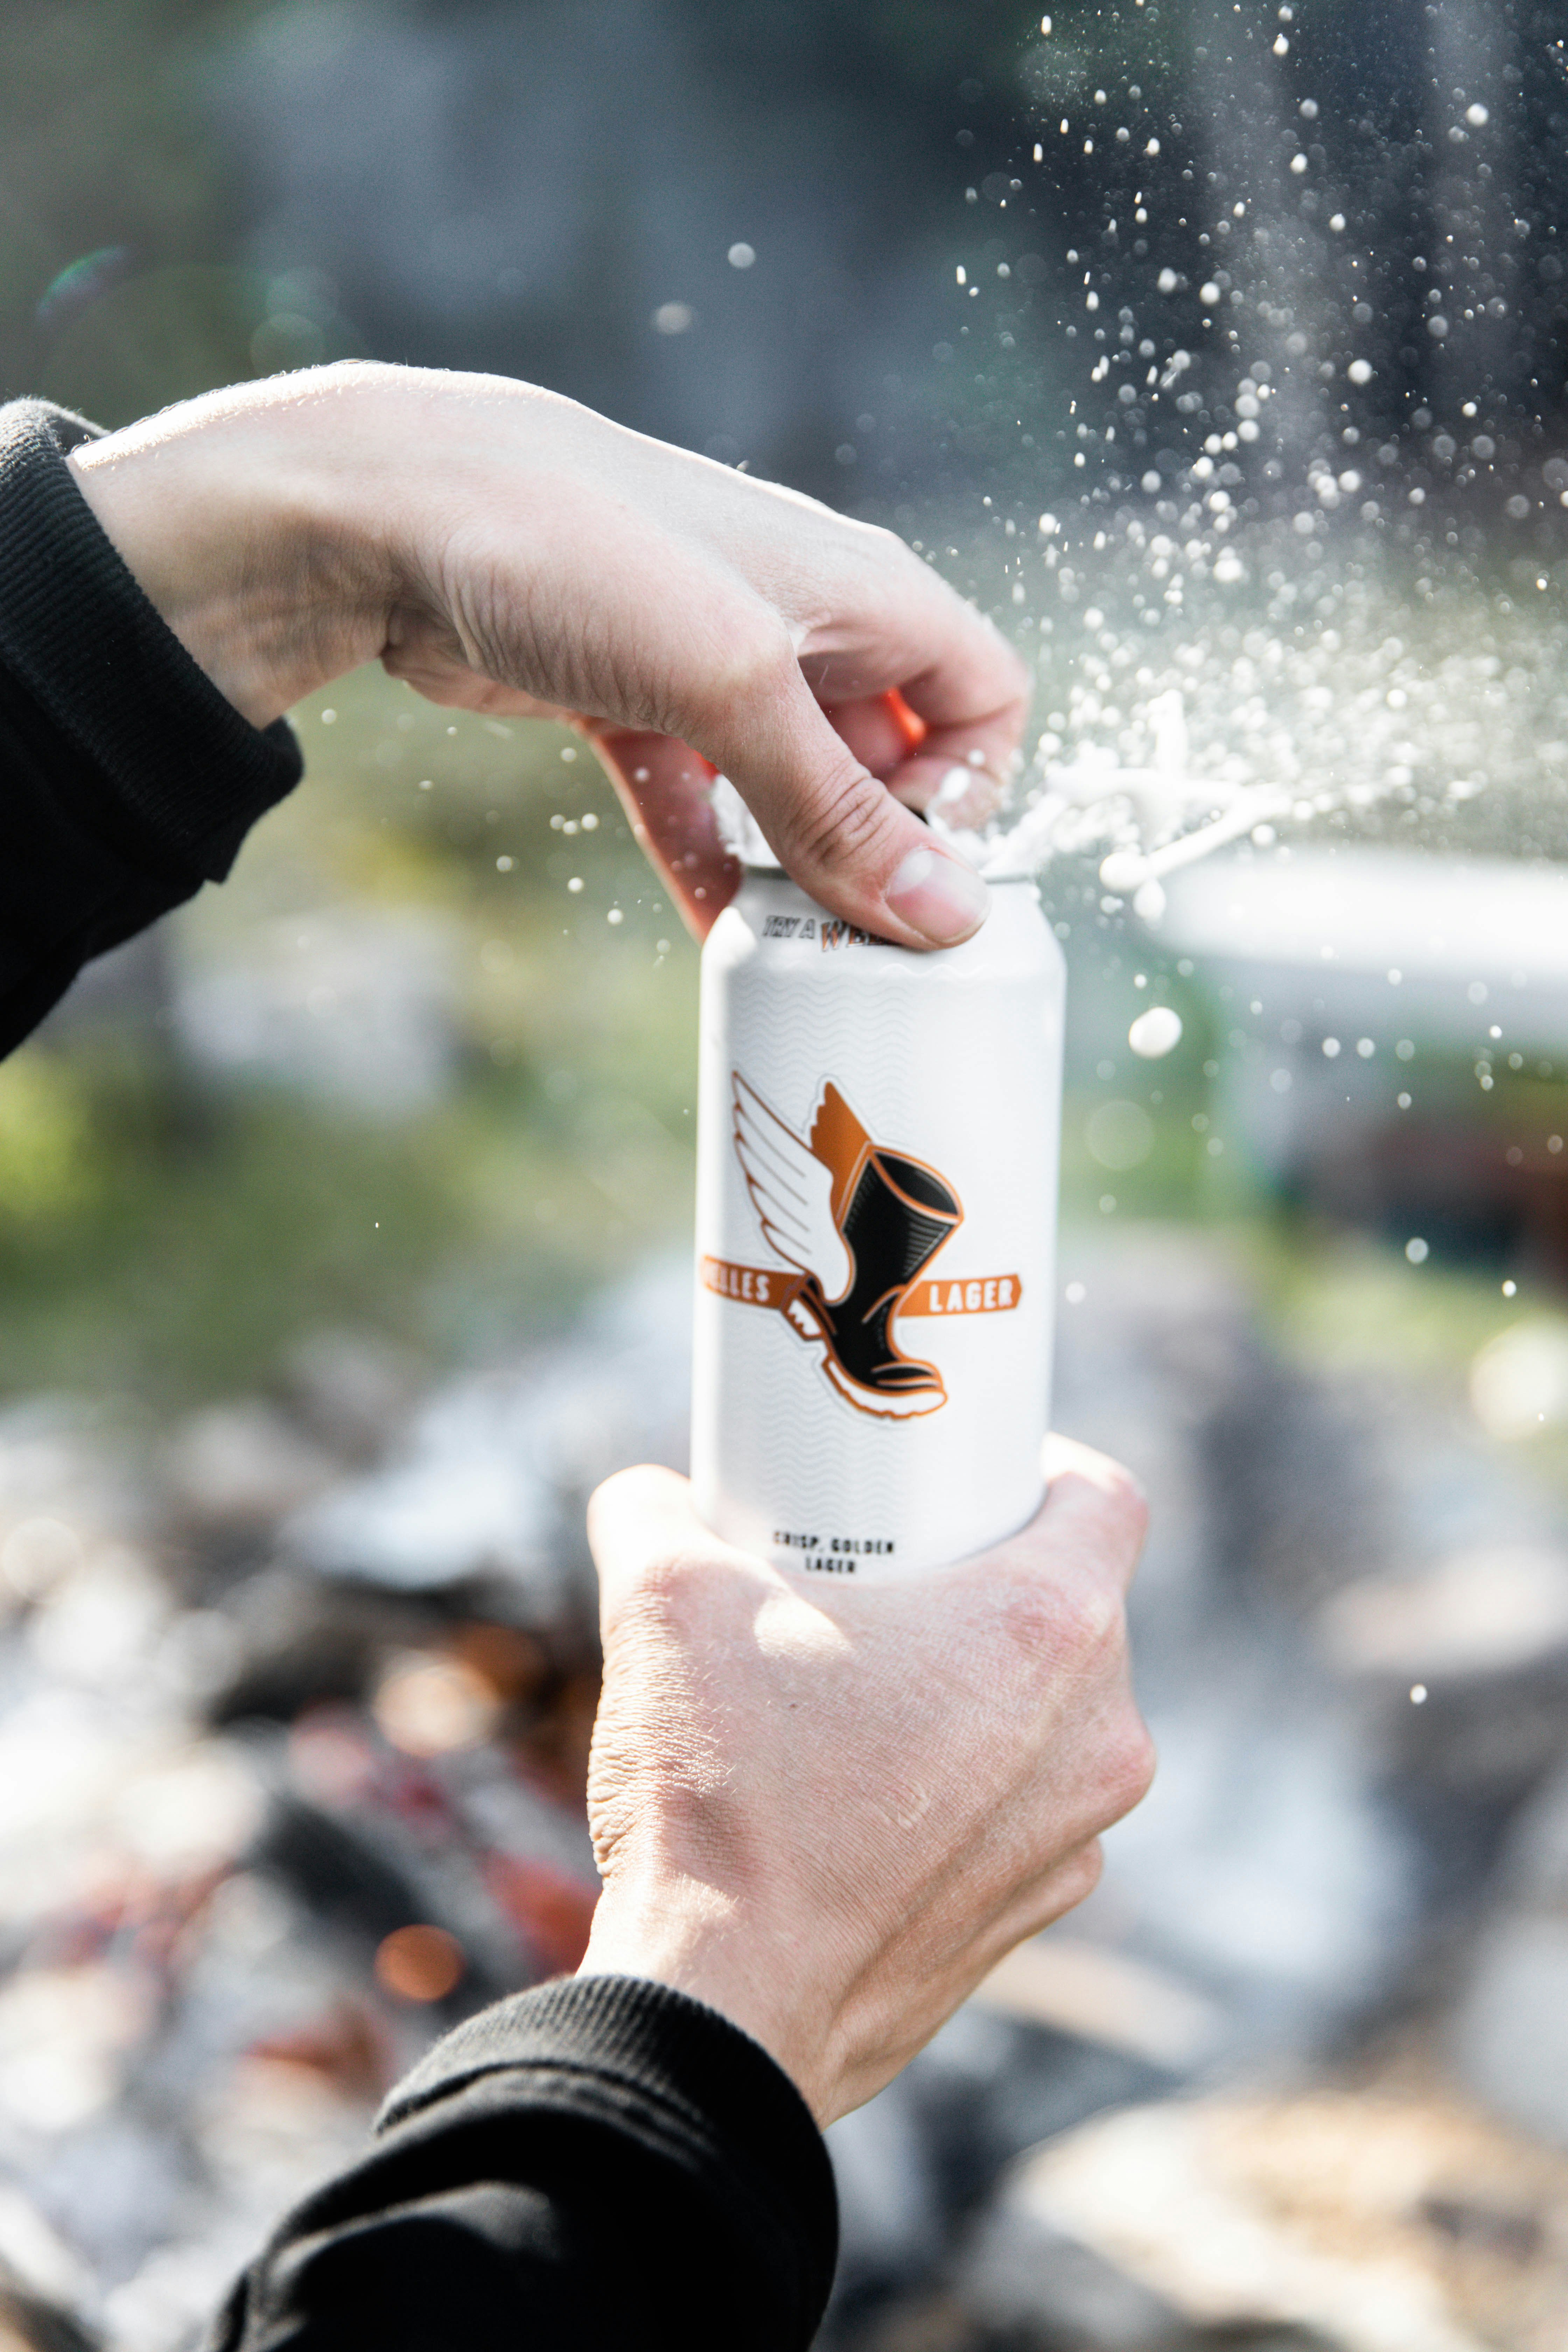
[
  {"left": 380, "top": 1973, "right": 838, "bottom": 2320},
  {"left": 0, "top": 399, "right": 302, "bottom": 878}
]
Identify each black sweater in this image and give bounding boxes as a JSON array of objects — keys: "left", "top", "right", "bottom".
[{"left": 0, "top": 400, "right": 838, "bottom": 2350}]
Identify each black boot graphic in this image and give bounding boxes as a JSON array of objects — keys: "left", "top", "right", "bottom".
[{"left": 785, "top": 1147, "right": 962, "bottom": 1418}]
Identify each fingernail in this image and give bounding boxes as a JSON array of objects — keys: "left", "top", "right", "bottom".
[{"left": 884, "top": 845, "right": 990, "bottom": 944}]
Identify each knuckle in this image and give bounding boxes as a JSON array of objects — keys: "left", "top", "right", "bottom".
[
  {"left": 1105, "top": 1465, "right": 1150, "bottom": 1548},
  {"left": 605, "top": 1544, "right": 722, "bottom": 1642},
  {"left": 1072, "top": 1838, "right": 1105, "bottom": 1903},
  {"left": 994, "top": 1575, "right": 1062, "bottom": 1662},
  {"left": 1059, "top": 1575, "right": 1129, "bottom": 1670},
  {"left": 994, "top": 1569, "right": 1126, "bottom": 1684},
  {"left": 692, "top": 611, "right": 798, "bottom": 718},
  {"left": 1052, "top": 1839, "right": 1104, "bottom": 1913},
  {"left": 789, "top": 761, "right": 905, "bottom": 877},
  {"left": 1104, "top": 1716, "right": 1158, "bottom": 1821},
  {"left": 1073, "top": 1456, "right": 1148, "bottom": 1554}
]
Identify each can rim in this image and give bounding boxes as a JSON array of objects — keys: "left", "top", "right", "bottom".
[{"left": 739, "top": 862, "right": 1038, "bottom": 887}]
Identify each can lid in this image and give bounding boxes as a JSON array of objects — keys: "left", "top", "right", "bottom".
[
  {"left": 881, "top": 686, "right": 929, "bottom": 752},
  {"left": 710, "top": 775, "right": 782, "bottom": 870}
]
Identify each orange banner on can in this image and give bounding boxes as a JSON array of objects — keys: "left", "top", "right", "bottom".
[
  {"left": 897, "top": 1273, "right": 1023, "bottom": 1317},
  {"left": 699, "top": 1256, "right": 807, "bottom": 1311},
  {"left": 701, "top": 1255, "right": 1021, "bottom": 1319}
]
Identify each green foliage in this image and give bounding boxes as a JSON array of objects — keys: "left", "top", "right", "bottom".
[
  {"left": 0, "top": 0, "right": 277, "bottom": 414},
  {"left": 0, "top": 1055, "right": 93, "bottom": 1232},
  {"left": 0, "top": 668, "right": 700, "bottom": 1409}
]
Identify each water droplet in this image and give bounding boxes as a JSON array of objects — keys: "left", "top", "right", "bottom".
[{"left": 1128, "top": 1006, "right": 1183, "bottom": 1058}]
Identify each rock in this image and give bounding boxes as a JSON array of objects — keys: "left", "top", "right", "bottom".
[
  {"left": 165, "top": 1405, "right": 341, "bottom": 1535},
  {"left": 954, "top": 2090, "right": 1568, "bottom": 2352},
  {"left": 287, "top": 1253, "right": 691, "bottom": 1604},
  {"left": 969, "top": 1936, "right": 1226, "bottom": 2074},
  {"left": 283, "top": 1330, "right": 423, "bottom": 1462},
  {"left": 1320, "top": 1544, "right": 1568, "bottom": 1682},
  {"left": 822, "top": 2007, "right": 1175, "bottom": 2340},
  {"left": 953, "top": 2196, "right": 1189, "bottom": 2347},
  {"left": 1452, "top": 1760, "right": 1568, "bottom": 2146}
]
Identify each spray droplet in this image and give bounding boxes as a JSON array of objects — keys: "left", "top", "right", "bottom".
[
  {"left": 1410, "top": 1684, "right": 1428, "bottom": 1704},
  {"left": 1128, "top": 1007, "right": 1183, "bottom": 1059}
]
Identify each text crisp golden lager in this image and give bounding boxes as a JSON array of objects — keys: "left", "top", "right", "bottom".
[{"left": 691, "top": 856, "right": 1065, "bottom": 1578}]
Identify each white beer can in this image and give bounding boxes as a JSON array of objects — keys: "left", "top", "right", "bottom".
[{"left": 691, "top": 862, "right": 1065, "bottom": 1579}]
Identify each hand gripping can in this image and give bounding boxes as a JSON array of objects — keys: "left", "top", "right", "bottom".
[{"left": 691, "top": 863, "right": 1065, "bottom": 1579}]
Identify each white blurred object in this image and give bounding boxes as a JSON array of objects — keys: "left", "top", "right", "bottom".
[
  {"left": 1127, "top": 1006, "right": 1183, "bottom": 1059},
  {"left": 167, "top": 1404, "right": 341, "bottom": 1530},
  {"left": 996, "top": 2101, "right": 1489, "bottom": 2352},
  {"left": 1454, "top": 1761, "right": 1568, "bottom": 2148},
  {"left": 290, "top": 1253, "right": 693, "bottom": 1594},
  {"left": 0, "top": 1967, "right": 145, "bottom": 2134},
  {"left": 1322, "top": 1543, "right": 1568, "bottom": 1680},
  {"left": 28, "top": 1548, "right": 169, "bottom": 1686},
  {"left": 970, "top": 1935, "right": 1224, "bottom": 2071},
  {"left": 1161, "top": 846, "right": 1568, "bottom": 1017},
  {"left": 0, "top": 2185, "right": 95, "bottom": 2311},
  {"left": 1469, "top": 1321, "right": 1568, "bottom": 1441},
  {"left": 175, "top": 910, "right": 460, "bottom": 1115}
]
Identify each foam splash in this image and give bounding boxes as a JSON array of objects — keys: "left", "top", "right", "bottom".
[{"left": 934, "top": 504, "right": 1568, "bottom": 905}]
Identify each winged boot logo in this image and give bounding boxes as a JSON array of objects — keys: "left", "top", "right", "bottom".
[{"left": 730, "top": 1073, "right": 964, "bottom": 1419}]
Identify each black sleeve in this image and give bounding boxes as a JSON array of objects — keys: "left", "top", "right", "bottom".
[
  {"left": 207, "top": 1974, "right": 839, "bottom": 2352},
  {"left": 0, "top": 399, "right": 303, "bottom": 1056}
]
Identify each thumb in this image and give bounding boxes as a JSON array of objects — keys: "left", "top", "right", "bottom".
[
  {"left": 586, "top": 1464, "right": 736, "bottom": 1619},
  {"left": 699, "top": 663, "right": 992, "bottom": 950}
]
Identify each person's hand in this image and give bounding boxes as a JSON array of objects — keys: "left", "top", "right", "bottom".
[
  {"left": 69, "top": 362, "right": 1028, "bottom": 948},
  {"left": 577, "top": 1438, "right": 1154, "bottom": 2126}
]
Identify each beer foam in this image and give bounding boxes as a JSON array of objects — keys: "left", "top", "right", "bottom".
[{"left": 927, "top": 506, "right": 1568, "bottom": 900}]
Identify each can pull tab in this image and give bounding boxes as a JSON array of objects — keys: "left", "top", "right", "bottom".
[{"left": 881, "top": 686, "right": 929, "bottom": 751}]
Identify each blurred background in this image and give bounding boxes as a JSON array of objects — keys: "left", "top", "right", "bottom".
[{"left": 4, "top": 3, "right": 1568, "bottom": 2346}]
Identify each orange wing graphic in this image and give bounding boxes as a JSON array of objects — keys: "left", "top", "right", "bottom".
[
  {"left": 729, "top": 1072, "right": 964, "bottom": 1421},
  {"left": 732, "top": 1073, "right": 853, "bottom": 1303}
]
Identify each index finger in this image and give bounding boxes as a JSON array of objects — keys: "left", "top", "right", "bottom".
[
  {"left": 988, "top": 1436, "right": 1149, "bottom": 1599},
  {"left": 677, "top": 524, "right": 1029, "bottom": 948},
  {"left": 785, "top": 544, "right": 1031, "bottom": 803}
]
